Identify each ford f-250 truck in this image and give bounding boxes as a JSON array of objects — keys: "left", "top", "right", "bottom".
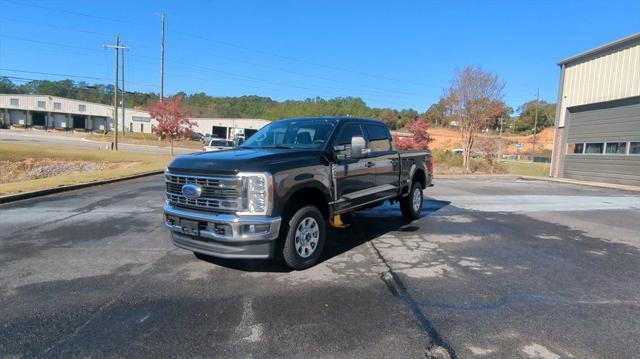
[{"left": 164, "top": 117, "right": 432, "bottom": 269}]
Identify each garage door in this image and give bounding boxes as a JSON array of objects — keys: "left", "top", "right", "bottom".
[{"left": 563, "top": 96, "right": 640, "bottom": 186}]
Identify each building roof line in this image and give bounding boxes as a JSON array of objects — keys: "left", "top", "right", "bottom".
[{"left": 557, "top": 32, "right": 640, "bottom": 66}]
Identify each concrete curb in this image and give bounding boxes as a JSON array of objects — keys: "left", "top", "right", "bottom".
[
  {"left": 517, "top": 176, "right": 640, "bottom": 193},
  {"left": 435, "top": 174, "right": 640, "bottom": 192},
  {"left": 435, "top": 174, "right": 518, "bottom": 179},
  {"left": 0, "top": 171, "right": 164, "bottom": 204}
]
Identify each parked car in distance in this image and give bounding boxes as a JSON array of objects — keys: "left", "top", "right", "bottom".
[
  {"left": 191, "top": 132, "right": 205, "bottom": 141},
  {"left": 202, "top": 139, "right": 235, "bottom": 152},
  {"left": 164, "top": 117, "right": 433, "bottom": 269}
]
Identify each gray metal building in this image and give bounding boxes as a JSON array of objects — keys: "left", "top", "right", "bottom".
[{"left": 551, "top": 33, "right": 640, "bottom": 186}]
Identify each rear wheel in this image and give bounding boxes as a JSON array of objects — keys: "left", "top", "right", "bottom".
[
  {"left": 281, "top": 206, "right": 326, "bottom": 270},
  {"left": 400, "top": 181, "right": 423, "bottom": 220}
]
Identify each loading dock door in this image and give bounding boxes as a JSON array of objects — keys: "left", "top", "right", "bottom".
[
  {"left": 563, "top": 97, "right": 640, "bottom": 186},
  {"left": 32, "top": 112, "right": 46, "bottom": 127},
  {"left": 244, "top": 128, "right": 258, "bottom": 139},
  {"left": 212, "top": 126, "right": 227, "bottom": 139},
  {"left": 72, "top": 115, "right": 86, "bottom": 129}
]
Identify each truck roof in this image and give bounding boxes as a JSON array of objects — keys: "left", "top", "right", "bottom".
[{"left": 277, "top": 116, "right": 385, "bottom": 125}]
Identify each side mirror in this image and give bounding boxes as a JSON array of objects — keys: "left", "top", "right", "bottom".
[{"left": 351, "top": 136, "right": 369, "bottom": 159}]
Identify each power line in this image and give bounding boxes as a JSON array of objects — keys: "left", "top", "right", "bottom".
[
  {"left": 0, "top": 35, "right": 420, "bottom": 100},
  {"left": 0, "top": 68, "right": 159, "bottom": 89},
  {"left": 3, "top": 0, "right": 442, "bottom": 90},
  {"left": 169, "top": 28, "right": 443, "bottom": 89},
  {"left": 0, "top": 68, "right": 109, "bottom": 81},
  {"left": 0, "top": 0, "right": 144, "bottom": 26},
  {"left": 0, "top": 17, "right": 429, "bottom": 99},
  {"left": 0, "top": 17, "right": 113, "bottom": 37}
]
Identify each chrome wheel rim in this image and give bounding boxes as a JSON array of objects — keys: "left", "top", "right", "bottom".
[
  {"left": 412, "top": 187, "right": 422, "bottom": 213},
  {"left": 294, "top": 217, "right": 319, "bottom": 258}
]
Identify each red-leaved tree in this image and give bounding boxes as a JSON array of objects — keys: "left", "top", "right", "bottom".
[
  {"left": 392, "top": 117, "right": 434, "bottom": 150},
  {"left": 149, "top": 96, "right": 196, "bottom": 155}
]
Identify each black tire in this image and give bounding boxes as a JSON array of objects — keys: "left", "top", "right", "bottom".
[
  {"left": 281, "top": 206, "right": 326, "bottom": 270},
  {"left": 400, "top": 181, "right": 423, "bottom": 220}
]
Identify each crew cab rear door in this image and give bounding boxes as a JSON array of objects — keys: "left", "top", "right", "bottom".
[
  {"left": 363, "top": 123, "right": 400, "bottom": 200},
  {"left": 332, "top": 123, "right": 377, "bottom": 212}
]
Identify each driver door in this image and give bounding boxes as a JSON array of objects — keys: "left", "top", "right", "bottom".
[{"left": 332, "top": 123, "right": 377, "bottom": 213}]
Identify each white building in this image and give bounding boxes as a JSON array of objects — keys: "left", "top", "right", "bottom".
[{"left": 0, "top": 94, "right": 270, "bottom": 139}]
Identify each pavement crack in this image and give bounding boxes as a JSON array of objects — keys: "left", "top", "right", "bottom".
[
  {"left": 39, "top": 250, "right": 173, "bottom": 355},
  {"left": 368, "top": 239, "right": 457, "bottom": 359}
]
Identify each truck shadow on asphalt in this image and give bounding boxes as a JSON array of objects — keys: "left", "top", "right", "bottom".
[{"left": 196, "top": 199, "right": 451, "bottom": 272}]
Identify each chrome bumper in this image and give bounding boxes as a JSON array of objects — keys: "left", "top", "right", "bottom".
[{"left": 163, "top": 204, "right": 281, "bottom": 259}]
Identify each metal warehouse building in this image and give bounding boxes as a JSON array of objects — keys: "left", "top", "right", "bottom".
[
  {"left": 551, "top": 33, "right": 640, "bottom": 186},
  {"left": 0, "top": 94, "right": 269, "bottom": 139}
]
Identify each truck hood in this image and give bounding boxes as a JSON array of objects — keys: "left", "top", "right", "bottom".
[{"left": 167, "top": 148, "right": 323, "bottom": 175}]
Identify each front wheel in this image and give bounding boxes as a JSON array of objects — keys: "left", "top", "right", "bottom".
[
  {"left": 281, "top": 206, "right": 326, "bottom": 270},
  {"left": 400, "top": 181, "right": 423, "bottom": 220}
]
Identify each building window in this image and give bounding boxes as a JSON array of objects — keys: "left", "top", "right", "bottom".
[
  {"left": 567, "top": 143, "right": 584, "bottom": 154},
  {"left": 584, "top": 143, "right": 604, "bottom": 154},
  {"left": 630, "top": 142, "right": 640, "bottom": 155},
  {"left": 78, "top": 104, "right": 86, "bottom": 112},
  {"left": 54, "top": 102, "right": 62, "bottom": 110},
  {"left": 605, "top": 142, "right": 627, "bottom": 155},
  {"left": 37, "top": 101, "right": 46, "bottom": 109},
  {"left": 10, "top": 98, "right": 19, "bottom": 106}
]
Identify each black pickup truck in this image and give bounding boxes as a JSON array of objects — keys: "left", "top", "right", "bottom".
[{"left": 164, "top": 117, "right": 432, "bottom": 269}]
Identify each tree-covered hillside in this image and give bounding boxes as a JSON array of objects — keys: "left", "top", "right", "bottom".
[{"left": 0, "top": 77, "right": 419, "bottom": 129}]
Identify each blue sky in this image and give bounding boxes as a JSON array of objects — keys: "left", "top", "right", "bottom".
[{"left": 0, "top": 0, "right": 638, "bottom": 112}]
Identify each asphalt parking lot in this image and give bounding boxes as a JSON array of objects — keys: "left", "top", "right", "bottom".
[{"left": 1, "top": 176, "right": 639, "bottom": 358}]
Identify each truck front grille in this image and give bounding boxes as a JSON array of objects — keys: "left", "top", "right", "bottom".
[{"left": 165, "top": 172, "right": 243, "bottom": 212}]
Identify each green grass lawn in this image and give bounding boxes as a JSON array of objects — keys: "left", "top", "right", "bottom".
[
  {"left": 83, "top": 131, "right": 203, "bottom": 149},
  {"left": 500, "top": 160, "right": 551, "bottom": 177},
  {"left": 0, "top": 142, "right": 172, "bottom": 195}
]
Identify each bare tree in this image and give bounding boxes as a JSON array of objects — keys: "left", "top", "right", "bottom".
[
  {"left": 476, "top": 137, "right": 500, "bottom": 174},
  {"left": 443, "top": 66, "right": 505, "bottom": 172}
]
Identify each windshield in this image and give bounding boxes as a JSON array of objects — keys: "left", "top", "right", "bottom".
[{"left": 241, "top": 119, "right": 337, "bottom": 149}]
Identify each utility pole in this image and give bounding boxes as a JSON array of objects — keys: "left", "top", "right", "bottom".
[
  {"left": 532, "top": 88, "right": 539, "bottom": 159},
  {"left": 121, "top": 43, "right": 126, "bottom": 137},
  {"left": 103, "top": 35, "right": 128, "bottom": 150},
  {"left": 498, "top": 116, "right": 503, "bottom": 162},
  {"left": 160, "top": 13, "right": 165, "bottom": 100}
]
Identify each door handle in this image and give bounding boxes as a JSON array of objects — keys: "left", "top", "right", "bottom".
[{"left": 365, "top": 162, "right": 375, "bottom": 168}]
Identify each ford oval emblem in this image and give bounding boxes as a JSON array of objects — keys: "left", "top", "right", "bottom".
[{"left": 181, "top": 184, "right": 202, "bottom": 199}]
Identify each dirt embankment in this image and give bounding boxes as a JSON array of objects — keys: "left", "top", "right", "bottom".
[
  {"left": 0, "top": 159, "right": 141, "bottom": 184},
  {"left": 429, "top": 127, "right": 554, "bottom": 154}
]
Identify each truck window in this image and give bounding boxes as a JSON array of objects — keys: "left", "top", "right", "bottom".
[
  {"left": 335, "top": 124, "right": 364, "bottom": 146},
  {"left": 364, "top": 124, "right": 391, "bottom": 152},
  {"left": 241, "top": 119, "right": 336, "bottom": 149}
]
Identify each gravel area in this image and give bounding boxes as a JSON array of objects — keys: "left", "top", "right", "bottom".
[{"left": 0, "top": 159, "right": 141, "bottom": 184}]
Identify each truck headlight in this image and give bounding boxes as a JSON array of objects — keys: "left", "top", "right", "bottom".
[{"left": 237, "top": 172, "right": 273, "bottom": 215}]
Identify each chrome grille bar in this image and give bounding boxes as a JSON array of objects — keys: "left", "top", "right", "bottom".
[{"left": 165, "top": 172, "right": 243, "bottom": 212}]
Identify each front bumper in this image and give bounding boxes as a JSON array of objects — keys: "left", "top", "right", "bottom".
[{"left": 164, "top": 204, "right": 281, "bottom": 259}]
